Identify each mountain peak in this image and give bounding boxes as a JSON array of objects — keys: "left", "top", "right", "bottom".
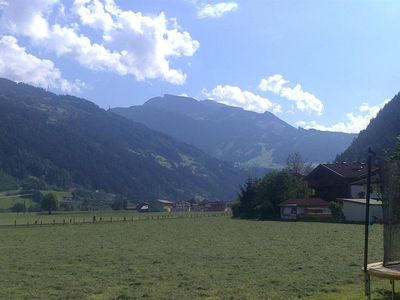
[{"left": 113, "top": 95, "right": 356, "bottom": 168}]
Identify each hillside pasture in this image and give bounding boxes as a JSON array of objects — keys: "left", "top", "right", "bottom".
[
  {"left": 0, "top": 192, "right": 34, "bottom": 210},
  {"left": 0, "top": 214, "right": 394, "bottom": 299}
]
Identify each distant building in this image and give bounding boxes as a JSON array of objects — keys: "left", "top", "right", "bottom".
[
  {"left": 191, "top": 200, "right": 230, "bottom": 212},
  {"left": 279, "top": 198, "right": 331, "bottom": 220},
  {"left": 136, "top": 202, "right": 149, "bottom": 212},
  {"left": 338, "top": 198, "right": 383, "bottom": 222},
  {"left": 174, "top": 200, "right": 191, "bottom": 212},
  {"left": 156, "top": 199, "right": 174, "bottom": 212},
  {"left": 306, "top": 162, "right": 377, "bottom": 201}
]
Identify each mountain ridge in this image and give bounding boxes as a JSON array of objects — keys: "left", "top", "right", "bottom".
[
  {"left": 112, "top": 94, "right": 356, "bottom": 168},
  {"left": 337, "top": 92, "right": 400, "bottom": 161},
  {"left": 0, "top": 78, "right": 245, "bottom": 201}
]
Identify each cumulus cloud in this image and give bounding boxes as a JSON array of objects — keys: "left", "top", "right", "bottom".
[
  {"left": 204, "top": 85, "right": 282, "bottom": 114},
  {"left": 296, "top": 100, "right": 390, "bottom": 133},
  {"left": 0, "top": 0, "right": 199, "bottom": 85},
  {"left": 72, "top": 0, "right": 114, "bottom": 31},
  {"left": 0, "top": 35, "right": 84, "bottom": 93},
  {"left": 259, "top": 74, "right": 324, "bottom": 115},
  {"left": 197, "top": 2, "right": 239, "bottom": 19},
  {"left": 0, "top": 0, "right": 58, "bottom": 39}
]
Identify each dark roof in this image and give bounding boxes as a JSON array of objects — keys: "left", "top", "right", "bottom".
[
  {"left": 350, "top": 174, "right": 380, "bottom": 185},
  {"left": 308, "top": 162, "right": 372, "bottom": 179},
  {"left": 279, "top": 198, "right": 329, "bottom": 207}
]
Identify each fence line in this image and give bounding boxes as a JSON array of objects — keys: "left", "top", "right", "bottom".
[{"left": 0, "top": 212, "right": 232, "bottom": 229}]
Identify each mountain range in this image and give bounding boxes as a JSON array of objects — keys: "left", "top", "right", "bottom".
[
  {"left": 0, "top": 79, "right": 244, "bottom": 201},
  {"left": 112, "top": 95, "right": 356, "bottom": 169}
]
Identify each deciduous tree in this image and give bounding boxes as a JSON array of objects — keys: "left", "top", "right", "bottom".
[{"left": 41, "top": 193, "right": 58, "bottom": 214}]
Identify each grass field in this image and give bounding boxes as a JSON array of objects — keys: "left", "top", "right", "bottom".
[
  {"left": 0, "top": 211, "right": 211, "bottom": 226},
  {"left": 0, "top": 213, "right": 396, "bottom": 299},
  {"left": 0, "top": 190, "right": 70, "bottom": 211}
]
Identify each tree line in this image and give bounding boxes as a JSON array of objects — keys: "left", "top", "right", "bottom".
[{"left": 232, "top": 153, "right": 312, "bottom": 219}]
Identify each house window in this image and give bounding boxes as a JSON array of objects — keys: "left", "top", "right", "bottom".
[{"left": 291, "top": 207, "right": 297, "bottom": 215}]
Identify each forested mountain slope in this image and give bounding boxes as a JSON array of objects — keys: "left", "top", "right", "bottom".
[
  {"left": 338, "top": 92, "right": 400, "bottom": 161},
  {"left": 112, "top": 95, "right": 356, "bottom": 168},
  {"left": 0, "top": 79, "right": 244, "bottom": 201}
]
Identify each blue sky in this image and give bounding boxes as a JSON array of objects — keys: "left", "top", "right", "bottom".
[{"left": 0, "top": 0, "right": 400, "bottom": 133}]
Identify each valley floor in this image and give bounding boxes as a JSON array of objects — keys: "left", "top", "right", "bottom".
[{"left": 0, "top": 213, "right": 395, "bottom": 299}]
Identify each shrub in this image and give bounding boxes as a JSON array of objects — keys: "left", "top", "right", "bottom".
[
  {"left": 10, "top": 202, "right": 26, "bottom": 213},
  {"left": 329, "top": 202, "right": 344, "bottom": 221}
]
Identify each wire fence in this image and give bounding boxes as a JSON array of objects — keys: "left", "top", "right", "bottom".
[{"left": 0, "top": 212, "right": 232, "bottom": 229}]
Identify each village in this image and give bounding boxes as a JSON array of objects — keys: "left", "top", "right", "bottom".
[{"left": 132, "top": 161, "right": 383, "bottom": 224}]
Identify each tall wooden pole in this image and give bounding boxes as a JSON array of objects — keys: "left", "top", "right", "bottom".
[{"left": 364, "top": 147, "right": 373, "bottom": 297}]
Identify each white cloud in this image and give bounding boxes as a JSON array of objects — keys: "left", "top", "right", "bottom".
[
  {"left": 0, "top": 0, "right": 199, "bottom": 85},
  {"left": 259, "top": 74, "right": 324, "bottom": 115},
  {"left": 258, "top": 74, "right": 288, "bottom": 94},
  {"left": 72, "top": 0, "right": 114, "bottom": 31},
  {"left": 42, "top": 24, "right": 126, "bottom": 74},
  {"left": 296, "top": 100, "right": 390, "bottom": 133},
  {"left": 0, "top": 0, "right": 58, "bottom": 39},
  {"left": 197, "top": 2, "right": 238, "bottom": 19},
  {"left": 0, "top": 35, "right": 84, "bottom": 93},
  {"left": 204, "top": 85, "right": 282, "bottom": 114}
]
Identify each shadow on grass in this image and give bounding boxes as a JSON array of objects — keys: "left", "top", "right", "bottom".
[{"left": 374, "top": 288, "right": 400, "bottom": 300}]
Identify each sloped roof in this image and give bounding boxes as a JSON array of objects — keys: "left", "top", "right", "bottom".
[
  {"left": 350, "top": 174, "right": 380, "bottom": 185},
  {"left": 338, "top": 198, "right": 382, "bottom": 206},
  {"left": 279, "top": 198, "right": 329, "bottom": 207},
  {"left": 307, "top": 162, "right": 374, "bottom": 180},
  {"left": 157, "top": 199, "right": 173, "bottom": 204},
  {"left": 322, "top": 163, "right": 369, "bottom": 178}
]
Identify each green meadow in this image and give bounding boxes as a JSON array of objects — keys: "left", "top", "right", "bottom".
[
  {"left": 0, "top": 214, "right": 395, "bottom": 299},
  {"left": 0, "top": 190, "right": 71, "bottom": 211}
]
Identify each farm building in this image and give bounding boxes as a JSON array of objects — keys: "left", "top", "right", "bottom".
[
  {"left": 156, "top": 199, "right": 174, "bottom": 212},
  {"left": 174, "top": 200, "right": 191, "bottom": 212},
  {"left": 279, "top": 198, "right": 331, "bottom": 220},
  {"left": 191, "top": 201, "right": 230, "bottom": 212},
  {"left": 136, "top": 202, "right": 149, "bottom": 212},
  {"left": 306, "top": 162, "right": 378, "bottom": 201},
  {"left": 338, "top": 198, "right": 383, "bottom": 222}
]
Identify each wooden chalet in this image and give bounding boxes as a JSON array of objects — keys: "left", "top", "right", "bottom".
[{"left": 306, "top": 162, "right": 376, "bottom": 202}]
